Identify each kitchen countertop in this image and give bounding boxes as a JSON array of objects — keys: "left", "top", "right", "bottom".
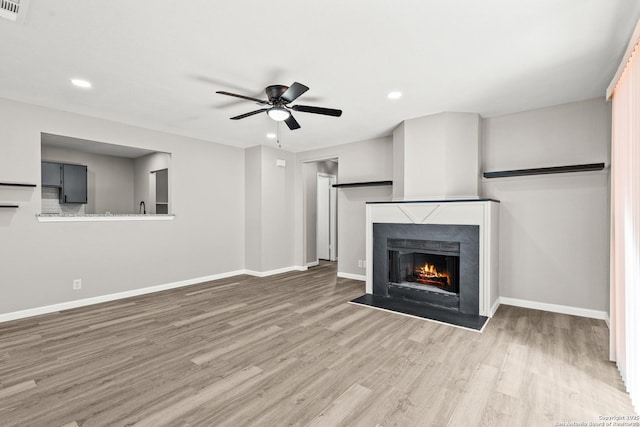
[{"left": 36, "top": 213, "right": 175, "bottom": 222}]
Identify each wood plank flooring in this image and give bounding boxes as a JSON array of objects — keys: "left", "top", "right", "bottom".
[{"left": 0, "top": 262, "right": 635, "bottom": 426}]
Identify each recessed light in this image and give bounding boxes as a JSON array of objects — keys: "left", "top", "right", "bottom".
[
  {"left": 387, "top": 91, "right": 402, "bottom": 99},
  {"left": 266, "top": 133, "right": 276, "bottom": 139},
  {"left": 70, "top": 78, "right": 92, "bottom": 89}
]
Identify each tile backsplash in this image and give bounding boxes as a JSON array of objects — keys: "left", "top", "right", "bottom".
[{"left": 41, "top": 187, "right": 85, "bottom": 214}]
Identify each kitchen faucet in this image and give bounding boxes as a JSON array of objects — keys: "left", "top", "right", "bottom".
[{"left": 139, "top": 201, "right": 146, "bottom": 214}]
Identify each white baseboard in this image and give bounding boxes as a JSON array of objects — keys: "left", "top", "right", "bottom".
[
  {"left": 499, "top": 297, "right": 608, "bottom": 321},
  {"left": 489, "top": 298, "right": 501, "bottom": 317},
  {"left": 337, "top": 272, "right": 366, "bottom": 282},
  {"left": 306, "top": 261, "right": 320, "bottom": 267},
  {"left": 243, "top": 266, "right": 307, "bottom": 277},
  {"left": 0, "top": 269, "right": 245, "bottom": 324},
  {"left": 0, "top": 265, "right": 312, "bottom": 324}
]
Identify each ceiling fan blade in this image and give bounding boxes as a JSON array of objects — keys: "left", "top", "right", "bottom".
[
  {"left": 280, "top": 82, "right": 309, "bottom": 103},
  {"left": 216, "top": 91, "right": 269, "bottom": 105},
  {"left": 291, "top": 104, "right": 342, "bottom": 117},
  {"left": 285, "top": 114, "right": 301, "bottom": 130},
  {"left": 230, "top": 109, "right": 268, "bottom": 120}
]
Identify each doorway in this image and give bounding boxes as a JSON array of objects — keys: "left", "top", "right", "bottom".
[
  {"left": 149, "top": 168, "right": 169, "bottom": 214},
  {"left": 303, "top": 158, "right": 338, "bottom": 267},
  {"left": 317, "top": 173, "right": 337, "bottom": 261}
]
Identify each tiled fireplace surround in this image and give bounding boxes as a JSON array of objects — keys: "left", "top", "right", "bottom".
[{"left": 365, "top": 200, "right": 500, "bottom": 318}]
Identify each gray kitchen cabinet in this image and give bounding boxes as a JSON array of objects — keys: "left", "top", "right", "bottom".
[
  {"left": 61, "top": 164, "right": 87, "bottom": 204},
  {"left": 41, "top": 161, "right": 62, "bottom": 187}
]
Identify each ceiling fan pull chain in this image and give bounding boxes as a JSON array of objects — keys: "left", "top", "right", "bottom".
[{"left": 277, "top": 121, "right": 282, "bottom": 148}]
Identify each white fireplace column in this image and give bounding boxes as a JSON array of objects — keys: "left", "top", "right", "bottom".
[{"left": 393, "top": 112, "right": 481, "bottom": 201}]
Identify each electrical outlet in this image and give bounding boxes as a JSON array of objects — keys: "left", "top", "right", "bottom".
[{"left": 73, "top": 279, "right": 82, "bottom": 290}]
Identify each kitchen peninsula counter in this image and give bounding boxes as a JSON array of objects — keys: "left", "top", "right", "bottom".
[{"left": 36, "top": 213, "right": 175, "bottom": 222}]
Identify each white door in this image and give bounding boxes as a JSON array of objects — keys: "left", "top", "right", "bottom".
[
  {"left": 329, "top": 182, "right": 337, "bottom": 261},
  {"left": 317, "top": 174, "right": 336, "bottom": 260}
]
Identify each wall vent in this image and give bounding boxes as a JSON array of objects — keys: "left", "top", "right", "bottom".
[{"left": 0, "top": 0, "right": 25, "bottom": 22}]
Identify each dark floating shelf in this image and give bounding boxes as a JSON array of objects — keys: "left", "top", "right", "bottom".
[
  {"left": 333, "top": 180, "right": 393, "bottom": 188},
  {"left": 0, "top": 204, "right": 19, "bottom": 208},
  {"left": 0, "top": 182, "right": 37, "bottom": 187},
  {"left": 483, "top": 163, "right": 605, "bottom": 179}
]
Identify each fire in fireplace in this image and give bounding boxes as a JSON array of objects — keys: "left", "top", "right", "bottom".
[
  {"left": 407, "top": 254, "right": 458, "bottom": 293},
  {"left": 387, "top": 238, "right": 461, "bottom": 309},
  {"left": 414, "top": 262, "right": 450, "bottom": 287}
]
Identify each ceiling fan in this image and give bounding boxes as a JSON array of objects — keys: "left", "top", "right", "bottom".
[{"left": 216, "top": 82, "right": 342, "bottom": 130}]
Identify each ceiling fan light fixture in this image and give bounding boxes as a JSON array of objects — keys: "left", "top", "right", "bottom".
[{"left": 267, "top": 107, "right": 290, "bottom": 121}]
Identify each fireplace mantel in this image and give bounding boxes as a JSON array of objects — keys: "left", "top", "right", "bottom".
[
  {"left": 367, "top": 198, "right": 499, "bottom": 204},
  {"left": 365, "top": 199, "right": 500, "bottom": 317}
]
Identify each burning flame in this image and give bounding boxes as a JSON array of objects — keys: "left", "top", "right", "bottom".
[{"left": 417, "top": 263, "right": 450, "bottom": 285}]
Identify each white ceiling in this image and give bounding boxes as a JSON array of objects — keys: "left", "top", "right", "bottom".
[{"left": 1, "top": 1, "right": 639, "bottom": 152}]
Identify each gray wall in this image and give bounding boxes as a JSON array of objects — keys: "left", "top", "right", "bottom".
[
  {"left": 41, "top": 145, "right": 135, "bottom": 214},
  {"left": 244, "top": 146, "right": 263, "bottom": 272},
  {"left": 295, "top": 137, "right": 393, "bottom": 277},
  {"left": 482, "top": 98, "right": 611, "bottom": 312},
  {"left": 244, "top": 145, "right": 296, "bottom": 272},
  {"left": 0, "top": 97, "right": 245, "bottom": 315},
  {"left": 260, "top": 145, "right": 296, "bottom": 271}
]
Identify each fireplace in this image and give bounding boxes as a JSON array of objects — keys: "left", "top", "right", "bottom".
[
  {"left": 372, "top": 222, "right": 480, "bottom": 316},
  {"left": 360, "top": 196, "right": 498, "bottom": 328}
]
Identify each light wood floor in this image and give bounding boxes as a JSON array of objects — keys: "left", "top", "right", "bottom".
[{"left": 0, "top": 262, "right": 635, "bottom": 426}]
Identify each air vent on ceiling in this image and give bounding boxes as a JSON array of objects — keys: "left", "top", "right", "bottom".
[{"left": 0, "top": 0, "right": 25, "bottom": 22}]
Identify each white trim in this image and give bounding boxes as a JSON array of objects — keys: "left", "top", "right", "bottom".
[
  {"left": 490, "top": 298, "right": 501, "bottom": 317},
  {"left": 499, "top": 297, "right": 608, "bottom": 321},
  {"left": 337, "top": 272, "right": 366, "bottom": 282},
  {"left": 0, "top": 269, "right": 245, "bottom": 324},
  {"left": 604, "top": 313, "right": 611, "bottom": 329},
  {"left": 243, "top": 266, "right": 307, "bottom": 277},
  {"left": 306, "top": 261, "right": 320, "bottom": 267},
  {"left": 36, "top": 214, "right": 175, "bottom": 222}
]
